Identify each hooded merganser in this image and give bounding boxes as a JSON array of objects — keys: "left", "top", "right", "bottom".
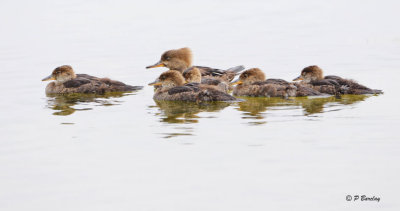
[
  {"left": 148, "top": 70, "right": 240, "bottom": 102},
  {"left": 293, "top": 65, "right": 383, "bottom": 95},
  {"left": 42, "top": 65, "right": 143, "bottom": 94},
  {"left": 146, "top": 47, "right": 244, "bottom": 82},
  {"left": 182, "top": 67, "right": 230, "bottom": 93},
  {"left": 231, "top": 68, "right": 323, "bottom": 98}
]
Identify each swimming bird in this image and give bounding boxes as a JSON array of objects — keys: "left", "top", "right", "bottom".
[
  {"left": 182, "top": 67, "right": 230, "bottom": 93},
  {"left": 148, "top": 70, "right": 240, "bottom": 102},
  {"left": 293, "top": 65, "right": 383, "bottom": 95},
  {"left": 231, "top": 68, "right": 323, "bottom": 98},
  {"left": 42, "top": 65, "right": 143, "bottom": 94},
  {"left": 146, "top": 47, "right": 244, "bottom": 82}
]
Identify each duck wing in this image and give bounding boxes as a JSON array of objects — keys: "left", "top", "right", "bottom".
[
  {"left": 265, "top": 78, "right": 291, "bottom": 85},
  {"left": 294, "top": 84, "right": 325, "bottom": 96},
  {"left": 189, "top": 65, "right": 245, "bottom": 81},
  {"left": 225, "top": 65, "right": 245, "bottom": 74},
  {"left": 324, "top": 75, "right": 367, "bottom": 88},
  {"left": 99, "top": 78, "right": 143, "bottom": 92},
  {"left": 324, "top": 75, "right": 343, "bottom": 81},
  {"left": 201, "top": 78, "right": 223, "bottom": 86},
  {"left": 250, "top": 79, "right": 290, "bottom": 86},
  {"left": 63, "top": 77, "right": 91, "bottom": 88},
  {"left": 311, "top": 79, "right": 340, "bottom": 86},
  {"left": 191, "top": 66, "right": 225, "bottom": 76},
  {"left": 61, "top": 74, "right": 142, "bottom": 94},
  {"left": 197, "top": 88, "right": 239, "bottom": 102},
  {"left": 168, "top": 85, "right": 200, "bottom": 95},
  {"left": 325, "top": 75, "right": 383, "bottom": 94},
  {"left": 76, "top": 74, "right": 99, "bottom": 80}
]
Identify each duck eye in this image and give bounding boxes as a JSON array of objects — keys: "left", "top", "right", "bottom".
[{"left": 165, "top": 57, "right": 170, "bottom": 61}]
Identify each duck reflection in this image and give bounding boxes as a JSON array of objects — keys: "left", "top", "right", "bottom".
[
  {"left": 151, "top": 100, "right": 231, "bottom": 124},
  {"left": 300, "top": 95, "right": 370, "bottom": 114},
  {"left": 237, "top": 95, "right": 371, "bottom": 125},
  {"left": 45, "top": 92, "right": 134, "bottom": 116},
  {"left": 150, "top": 100, "right": 231, "bottom": 138}
]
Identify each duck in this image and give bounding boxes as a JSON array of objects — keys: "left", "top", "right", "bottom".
[
  {"left": 230, "top": 68, "right": 323, "bottom": 98},
  {"left": 146, "top": 47, "right": 244, "bottom": 82},
  {"left": 42, "top": 65, "right": 143, "bottom": 94},
  {"left": 148, "top": 70, "right": 240, "bottom": 102},
  {"left": 293, "top": 65, "right": 383, "bottom": 95},
  {"left": 182, "top": 67, "right": 230, "bottom": 93}
]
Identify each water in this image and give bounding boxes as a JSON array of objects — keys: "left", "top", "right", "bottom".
[{"left": 1, "top": 0, "right": 400, "bottom": 210}]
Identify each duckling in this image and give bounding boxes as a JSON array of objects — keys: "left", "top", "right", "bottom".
[
  {"left": 42, "top": 65, "right": 143, "bottom": 94},
  {"left": 231, "top": 68, "right": 323, "bottom": 98},
  {"left": 293, "top": 65, "right": 383, "bottom": 95},
  {"left": 146, "top": 47, "right": 244, "bottom": 82},
  {"left": 148, "top": 70, "right": 240, "bottom": 102},
  {"left": 182, "top": 67, "right": 229, "bottom": 93}
]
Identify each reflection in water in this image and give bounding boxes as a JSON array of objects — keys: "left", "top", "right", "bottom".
[
  {"left": 45, "top": 92, "right": 135, "bottom": 116},
  {"left": 149, "top": 95, "right": 373, "bottom": 137},
  {"left": 237, "top": 95, "right": 371, "bottom": 125},
  {"left": 149, "top": 100, "right": 231, "bottom": 138},
  {"left": 301, "top": 95, "right": 369, "bottom": 114}
]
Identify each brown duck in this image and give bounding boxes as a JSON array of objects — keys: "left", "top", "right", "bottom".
[
  {"left": 146, "top": 47, "right": 244, "bottom": 82},
  {"left": 293, "top": 65, "right": 383, "bottom": 95},
  {"left": 148, "top": 70, "right": 240, "bottom": 102},
  {"left": 231, "top": 68, "right": 323, "bottom": 98},
  {"left": 182, "top": 67, "right": 230, "bottom": 93},
  {"left": 42, "top": 65, "right": 143, "bottom": 94}
]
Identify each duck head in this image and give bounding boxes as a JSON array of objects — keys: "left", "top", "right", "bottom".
[
  {"left": 146, "top": 47, "right": 192, "bottom": 72},
  {"left": 182, "top": 67, "right": 201, "bottom": 83},
  {"left": 148, "top": 70, "right": 186, "bottom": 89},
  {"left": 42, "top": 65, "right": 77, "bottom": 84},
  {"left": 230, "top": 68, "right": 266, "bottom": 86},
  {"left": 293, "top": 65, "right": 324, "bottom": 83}
]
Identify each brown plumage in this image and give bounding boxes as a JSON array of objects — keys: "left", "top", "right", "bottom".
[
  {"left": 146, "top": 47, "right": 244, "bottom": 82},
  {"left": 231, "top": 68, "right": 323, "bottom": 98},
  {"left": 182, "top": 67, "right": 230, "bottom": 93},
  {"left": 148, "top": 70, "right": 240, "bottom": 102},
  {"left": 293, "top": 65, "right": 383, "bottom": 95},
  {"left": 42, "top": 65, "right": 143, "bottom": 94}
]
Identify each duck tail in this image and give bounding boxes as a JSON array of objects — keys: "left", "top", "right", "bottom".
[
  {"left": 226, "top": 65, "right": 245, "bottom": 74},
  {"left": 126, "top": 85, "right": 144, "bottom": 91},
  {"left": 371, "top": 89, "right": 383, "bottom": 94}
]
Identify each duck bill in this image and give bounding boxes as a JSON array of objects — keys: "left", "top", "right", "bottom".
[
  {"left": 42, "top": 75, "right": 55, "bottom": 81},
  {"left": 146, "top": 61, "right": 165, "bottom": 69},
  {"left": 148, "top": 80, "right": 162, "bottom": 86},
  {"left": 293, "top": 76, "right": 303, "bottom": 81},
  {"left": 230, "top": 79, "right": 243, "bottom": 85}
]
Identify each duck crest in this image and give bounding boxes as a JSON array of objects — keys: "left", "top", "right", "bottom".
[
  {"left": 301, "top": 65, "right": 324, "bottom": 81},
  {"left": 162, "top": 47, "right": 192, "bottom": 67}
]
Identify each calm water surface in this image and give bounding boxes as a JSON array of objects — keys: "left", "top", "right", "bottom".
[{"left": 1, "top": 0, "right": 400, "bottom": 210}]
